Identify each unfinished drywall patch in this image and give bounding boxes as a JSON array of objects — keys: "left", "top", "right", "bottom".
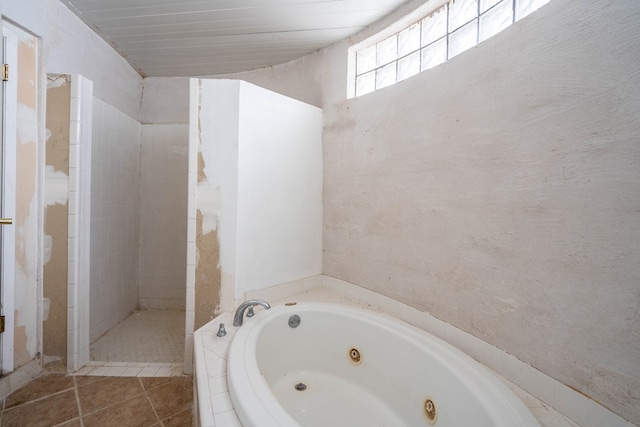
[
  {"left": 194, "top": 209, "right": 220, "bottom": 330},
  {"left": 43, "top": 75, "right": 71, "bottom": 367},
  {"left": 13, "top": 33, "right": 40, "bottom": 369},
  {"left": 194, "top": 126, "right": 222, "bottom": 327}
]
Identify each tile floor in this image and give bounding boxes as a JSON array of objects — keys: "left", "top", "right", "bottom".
[
  {"left": 91, "top": 309, "right": 185, "bottom": 363},
  {"left": 78, "top": 309, "right": 186, "bottom": 378},
  {"left": 0, "top": 374, "right": 192, "bottom": 427},
  {"left": 0, "top": 308, "right": 193, "bottom": 425}
]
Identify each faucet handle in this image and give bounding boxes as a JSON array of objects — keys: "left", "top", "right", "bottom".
[
  {"left": 247, "top": 306, "right": 255, "bottom": 318},
  {"left": 216, "top": 323, "right": 227, "bottom": 337}
]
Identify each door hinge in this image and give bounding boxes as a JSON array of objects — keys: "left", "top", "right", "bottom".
[
  {"left": 2, "top": 64, "right": 8, "bottom": 81},
  {"left": 0, "top": 316, "right": 5, "bottom": 333}
]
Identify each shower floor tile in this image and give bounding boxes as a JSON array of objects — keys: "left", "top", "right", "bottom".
[{"left": 90, "top": 309, "right": 184, "bottom": 364}]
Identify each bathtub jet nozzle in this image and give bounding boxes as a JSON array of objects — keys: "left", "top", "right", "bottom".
[{"left": 233, "top": 299, "right": 271, "bottom": 327}]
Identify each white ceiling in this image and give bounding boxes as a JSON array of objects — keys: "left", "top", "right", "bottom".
[{"left": 60, "top": 0, "right": 411, "bottom": 77}]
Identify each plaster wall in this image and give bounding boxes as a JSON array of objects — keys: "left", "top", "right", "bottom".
[
  {"left": 141, "top": 78, "right": 189, "bottom": 124},
  {"left": 214, "top": 0, "right": 640, "bottom": 423},
  {"left": 138, "top": 124, "right": 188, "bottom": 309},
  {"left": 90, "top": 98, "right": 141, "bottom": 342},
  {"left": 235, "top": 82, "right": 323, "bottom": 297},
  {"left": 1, "top": 0, "right": 142, "bottom": 119}
]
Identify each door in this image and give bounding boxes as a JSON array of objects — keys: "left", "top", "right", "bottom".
[{"left": 0, "top": 22, "right": 17, "bottom": 376}]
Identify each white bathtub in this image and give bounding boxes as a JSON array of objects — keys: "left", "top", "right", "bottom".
[{"left": 227, "top": 302, "right": 541, "bottom": 427}]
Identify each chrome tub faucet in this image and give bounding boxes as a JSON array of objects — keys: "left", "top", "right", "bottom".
[{"left": 233, "top": 299, "right": 271, "bottom": 327}]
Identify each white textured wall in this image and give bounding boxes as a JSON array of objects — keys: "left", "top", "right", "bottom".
[
  {"left": 141, "top": 78, "right": 190, "bottom": 124},
  {"left": 2, "top": 0, "right": 142, "bottom": 119},
  {"left": 216, "top": 0, "right": 640, "bottom": 424},
  {"left": 235, "top": 82, "right": 323, "bottom": 297},
  {"left": 138, "top": 124, "right": 189, "bottom": 309},
  {"left": 196, "top": 80, "right": 323, "bottom": 306},
  {"left": 90, "top": 98, "right": 142, "bottom": 341}
]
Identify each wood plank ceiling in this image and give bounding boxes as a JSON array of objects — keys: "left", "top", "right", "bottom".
[{"left": 60, "top": 0, "right": 412, "bottom": 77}]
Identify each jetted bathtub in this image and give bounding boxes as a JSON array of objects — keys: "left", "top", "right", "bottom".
[{"left": 227, "top": 302, "right": 541, "bottom": 427}]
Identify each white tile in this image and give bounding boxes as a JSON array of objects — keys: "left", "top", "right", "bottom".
[
  {"left": 87, "top": 366, "right": 111, "bottom": 376},
  {"left": 186, "top": 267, "right": 196, "bottom": 290},
  {"left": 170, "top": 366, "right": 185, "bottom": 376},
  {"left": 70, "top": 97, "right": 81, "bottom": 122},
  {"left": 68, "top": 214, "right": 78, "bottom": 238},
  {"left": 68, "top": 260, "right": 78, "bottom": 286},
  {"left": 153, "top": 366, "right": 174, "bottom": 377},
  {"left": 71, "top": 76, "right": 83, "bottom": 98},
  {"left": 67, "top": 306, "right": 77, "bottom": 330},
  {"left": 501, "top": 377, "right": 545, "bottom": 409},
  {"left": 67, "top": 333, "right": 78, "bottom": 354},
  {"left": 198, "top": 392, "right": 216, "bottom": 427},
  {"left": 69, "top": 123, "right": 81, "bottom": 149},
  {"left": 105, "top": 366, "right": 127, "bottom": 376},
  {"left": 68, "top": 169, "right": 79, "bottom": 194},
  {"left": 105, "top": 361, "right": 129, "bottom": 367},
  {"left": 209, "top": 375, "right": 228, "bottom": 394},
  {"left": 214, "top": 410, "right": 242, "bottom": 427},
  {"left": 67, "top": 237, "right": 78, "bottom": 262},
  {"left": 184, "top": 335, "right": 194, "bottom": 373},
  {"left": 211, "top": 391, "right": 234, "bottom": 413},
  {"left": 186, "top": 242, "right": 196, "bottom": 265},
  {"left": 203, "top": 337, "right": 230, "bottom": 360},
  {"left": 119, "top": 367, "right": 144, "bottom": 377},
  {"left": 73, "top": 366, "right": 95, "bottom": 376},
  {"left": 127, "top": 362, "right": 151, "bottom": 367},
  {"left": 138, "top": 366, "right": 160, "bottom": 377},
  {"left": 531, "top": 405, "right": 580, "bottom": 427},
  {"left": 187, "top": 218, "right": 196, "bottom": 242},
  {"left": 204, "top": 354, "right": 226, "bottom": 377},
  {"left": 186, "top": 311, "right": 195, "bottom": 332},
  {"left": 69, "top": 142, "right": 80, "bottom": 168},
  {"left": 67, "top": 283, "right": 78, "bottom": 307},
  {"left": 587, "top": 399, "right": 633, "bottom": 427}
]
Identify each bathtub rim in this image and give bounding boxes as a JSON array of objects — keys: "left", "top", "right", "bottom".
[{"left": 227, "top": 301, "right": 541, "bottom": 427}]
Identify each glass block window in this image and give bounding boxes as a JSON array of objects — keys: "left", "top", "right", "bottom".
[{"left": 351, "top": 0, "right": 550, "bottom": 98}]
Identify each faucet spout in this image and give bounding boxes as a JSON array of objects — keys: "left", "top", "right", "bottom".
[{"left": 233, "top": 299, "right": 271, "bottom": 327}]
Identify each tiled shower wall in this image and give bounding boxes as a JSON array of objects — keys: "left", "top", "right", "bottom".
[
  {"left": 138, "top": 124, "right": 189, "bottom": 309},
  {"left": 90, "top": 98, "right": 142, "bottom": 342}
]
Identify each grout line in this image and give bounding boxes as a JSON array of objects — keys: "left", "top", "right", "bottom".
[
  {"left": 2, "top": 386, "right": 76, "bottom": 411},
  {"left": 72, "top": 376, "right": 86, "bottom": 427},
  {"left": 141, "top": 377, "right": 164, "bottom": 427}
]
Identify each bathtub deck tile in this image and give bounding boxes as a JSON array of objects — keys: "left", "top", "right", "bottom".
[
  {"left": 204, "top": 354, "right": 227, "bottom": 377},
  {"left": 211, "top": 392, "right": 234, "bottom": 414},
  {"left": 208, "top": 374, "right": 228, "bottom": 394},
  {"left": 214, "top": 409, "right": 242, "bottom": 427},
  {"left": 531, "top": 405, "right": 580, "bottom": 427},
  {"left": 198, "top": 395, "right": 217, "bottom": 427},
  {"left": 203, "top": 337, "right": 230, "bottom": 360}
]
